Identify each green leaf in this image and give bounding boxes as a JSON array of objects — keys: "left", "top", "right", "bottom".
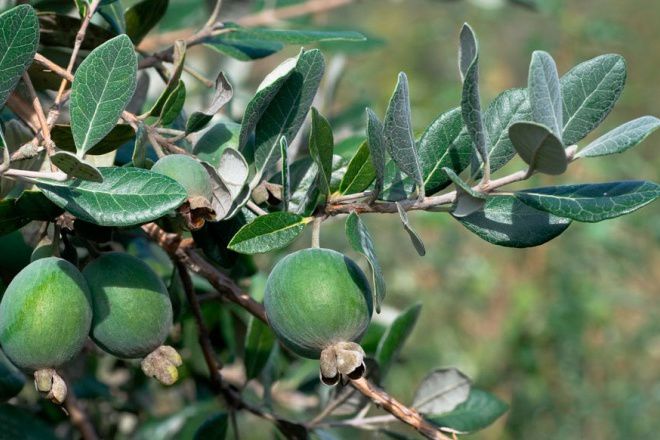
[
  {"left": 228, "top": 212, "right": 309, "bottom": 254},
  {"left": 244, "top": 317, "right": 276, "bottom": 380},
  {"left": 365, "top": 108, "right": 386, "bottom": 199},
  {"left": 186, "top": 72, "right": 233, "bottom": 134},
  {"left": 375, "top": 302, "right": 421, "bottom": 375},
  {"left": 194, "top": 121, "right": 241, "bottom": 167},
  {"left": 194, "top": 413, "right": 228, "bottom": 440},
  {"left": 0, "top": 191, "right": 63, "bottom": 236},
  {"left": 125, "top": 0, "right": 169, "bottom": 45},
  {"left": 528, "top": 51, "right": 562, "bottom": 138},
  {"left": 252, "top": 49, "right": 325, "bottom": 184},
  {"left": 509, "top": 122, "right": 567, "bottom": 175},
  {"left": 288, "top": 158, "right": 320, "bottom": 216},
  {"left": 160, "top": 80, "right": 186, "bottom": 125},
  {"left": 577, "top": 116, "right": 660, "bottom": 158},
  {"left": 309, "top": 108, "right": 334, "bottom": 197},
  {"left": 516, "top": 181, "right": 659, "bottom": 223},
  {"left": 456, "top": 195, "right": 571, "bottom": 248},
  {"left": 473, "top": 88, "right": 532, "bottom": 179},
  {"left": 425, "top": 389, "right": 509, "bottom": 434},
  {"left": 99, "top": 1, "right": 126, "bottom": 34},
  {"left": 281, "top": 137, "right": 290, "bottom": 211},
  {"left": 345, "top": 212, "right": 386, "bottom": 313},
  {"left": 459, "top": 23, "right": 488, "bottom": 169},
  {"left": 0, "top": 349, "right": 25, "bottom": 401},
  {"left": 339, "top": 141, "right": 376, "bottom": 195},
  {"left": 205, "top": 24, "right": 365, "bottom": 61},
  {"left": 442, "top": 167, "right": 486, "bottom": 218},
  {"left": 36, "top": 167, "right": 187, "bottom": 227},
  {"left": 0, "top": 404, "right": 58, "bottom": 440},
  {"left": 52, "top": 124, "right": 135, "bottom": 156},
  {"left": 419, "top": 107, "right": 473, "bottom": 194},
  {"left": 150, "top": 40, "right": 186, "bottom": 117},
  {"left": 70, "top": 34, "right": 138, "bottom": 156},
  {"left": 560, "top": 54, "right": 626, "bottom": 145},
  {"left": 413, "top": 368, "right": 471, "bottom": 415},
  {"left": 383, "top": 72, "right": 424, "bottom": 198},
  {"left": 50, "top": 151, "right": 103, "bottom": 182},
  {"left": 131, "top": 123, "right": 149, "bottom": 168},
  {"left": 0, "top": 5, "right": 39, "bottom": 108},
  {"left": 395, "top": 202, "right": 425, "bottom": 256},
  {"left": 38, "top": 13, "right": 116, "bottom": 51},
  {"left": 239, "top": 57, "right": 297, "bottom": 150}
]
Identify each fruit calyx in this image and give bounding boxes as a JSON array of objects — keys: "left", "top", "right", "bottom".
[
  {"left": 319, "top": 342, "right": 366, "bottom": 386},
  {"left": 34, "top": 369, "right": 67, "bottom": 405},
  {"left": 140, "top": 345, "right": 182, "bottom": 386}
]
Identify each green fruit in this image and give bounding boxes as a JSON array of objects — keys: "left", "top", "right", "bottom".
[
  {"left": 83, "top": 252, "right": 173, "bottom": 359},
  {"left": 264, "top": 248, "right": 373, "bottom": 359},
  {"left": 151, "top": 154, "right": 213, "bottom": 200},
  {"left": 0, "top": 257, "right": 92, "bottom": 371}
]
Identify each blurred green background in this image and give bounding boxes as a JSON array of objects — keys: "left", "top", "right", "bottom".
[{"left": 204, "top": 0, "right": 658, "bottom": 438}]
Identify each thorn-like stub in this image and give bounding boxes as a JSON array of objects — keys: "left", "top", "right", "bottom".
[
  {"left": 34, "top": 368, "right": 67, "bottom": 404},
  {"left": 319, "top": 342, "right": 366, "bottom": 386},
  {"left": 141, "top": 345, "right": 182, "bottom": 386}
]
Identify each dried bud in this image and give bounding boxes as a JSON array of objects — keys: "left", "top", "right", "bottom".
[
  {"left": 34, "top": 369, "right": 67, "bottom": 404},
  {"left": 319, "top": 346, "right": 339, "bottom": 386},
  {"left": 141, "top": 345, "right": 182, "bottom": 386}
]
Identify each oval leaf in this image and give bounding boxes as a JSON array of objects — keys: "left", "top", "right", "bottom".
[
  {"left": 0, "top": 191, "right": 63, "bottom": 236},
  {"left": 413, "top": 368, "right": 472, "bottom": 415},
  {"left": 50, "top": 151, "right": 103, "bottom": 182},
  {"left": 456, "top": 195, "right": 571, "bottom": 248},
  {"left": 36, "top": 167, "right": 187, "bottom": 227},
  {"left": 70, "top": 34, "right": 138, "bottom": 155},
  {"left": 365, "top": 108, "right": 387, "bottom": 199},
  {"left": 426, "top": 389, "right": 509, "bottom": 434},
  {"left": 395, "top": 202, "right": 426, "bottom": 256},
  {"left": 340, "top": 141, "right": 376, "bottom": 195},
  {"left": 244, "top": 318, "right": 276, "bottom": 381},
  {"left": 515, "top": 180, "right": 659, "bottom": 223},
  {"left": 228, "top": 212, "right": 309, "bottom": 254},
  {"left": 375, "top": 302, "right": 422, "bottom": 375},
  {"left": 52, "top": 124, "right": 135, "bottom": 156},
  {"left": 309, "top": 108, "right": 334, "bottom": 197},
  {"left": 509, "top": 121, "right": 567, "bottom": 175},
  {"left": 577, "top": 116, "right": 660, "bottom": 158},
  {"left": 528, "top": 51, "right": 562, "bottom": 138}
]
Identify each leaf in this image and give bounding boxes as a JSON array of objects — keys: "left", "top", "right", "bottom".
[
  {"left": 38, "top": 13, "right": 116, "bottom": 51},
  {"left": 0, "top": 5, "right": 39, "bottom": 108},
  {"left": 36, "top": 167, "right": 187, "bottom": 227},
  {"left": 239, "top": 57, "right": 297, "bottom": 150},
  {"left": 0, "top": 191, "right": 63, "bottom": 236},
  {"left": 99, "top": 1, "right": 126, "bottom": 34},
  {"left": 150, "top": 40, "right": 186, "bottom": 117},
  {"left": 516, "top": 181, "right": 659, "bottom": 223},
  {"left": 50, "top": 151, "right": 103, "bottom": 182},
  {"left": 425, "top": 389, "right": 509, "bottom": 434},
  {"left": 125, "top": 0, "right": 169, "bottom": 45},
  {"left": 0, "top": 349, "right": 25, "bottom": 400},
  {"left": 205, "top": 23, "right": 365, "bottom": 61},
  {"left": 52, "top": 124, "right": 135, "bottom": 156},
  {"left": 186, "top": 72, "right": 233, "bottom": 134},
  {"left": 228, "top": 212, "right": 309, "bottom": 254},
  {"left": 244, "top": 317, "right": 276, "bottom": 380},
  {"left": 159, "top": 80, "right": 186, "bottom": 125},
  {"left": 459, "top": 23, "right": 488, "bottom": 169},
  {"left": 528, "top": 51, "right": 562, "bottom": 138},
  {"left": 0, "top": 404, "right": 58, "bottom": 440},
  {"left": 217, "top": 149, "right": 249, "bottom": 199},
  {"left": 281, "top": 137, "right": 290, "bottom": 211},
  {"left": 252, "top": 49, "right": 325, "bottom": 184},
  {"left": 577, "top": 116, "right": 660, "bottom": 158},
  {"left": 339, "top": 141, "right": 376, "bottom": 195},
  {"left": 395, "top": 203, "right": 426, "bottom": 256},
  {"left": 509, "top": 122, "right": 567, "bottom": 175},
  {"left": 132, "top": 123, "right": 149, "bottom": 168},
  {"left": 345, "top": 212, "right": 386, "bottom": 313},
  {"left": 70, "top": 34, "right": 138, "bottom": 156},
  {"left": 375, "top": 302, "right": 421, "bottom": 374},
  {"left": 474, "top": 88, "right": 532, "bottom": 179},
  {"left": 456, "top": 195, "right": 571, "bottom": 248},
  {"left": 442, "top": 167, "right": 486, "bottom": 218},
  {"left": 288, "top": 158, "right": 320, "bottom": 216},
  {"left": 413, "top": 368, "right": 471, "bottom": 415},
  {"left": 383, "top": 72, "right": 424, "bottom": 198},
  {"left": 417, "top": 107, "right": 473, "bottom": 195},
  {"left": 194, "top": 121, "right": 241, "bottom": 166},
  {"left": 560, "top": 54, "right": 627, "bottom": 145},
  {"left": 194, "top": 413, "right": 228, "bottom": 440},
  {"left": 308, "top": 108, "right": 334, "bottom": 197},
  {"left": 365, "top": 108, "right": 387, "bottom": 199}
]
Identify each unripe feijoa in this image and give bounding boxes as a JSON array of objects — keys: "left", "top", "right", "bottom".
[
  {"left": 264, "top": 248, "right": 373, "bottom": 359},
  {"left": 151, "top": 154, "right": 213, "bottom": 201},
  {"left": 0, "top": 258, "right": 92, "bottom": 371},
  {"left": 83, "top": 252, "right": 173, "bottom": 359}
]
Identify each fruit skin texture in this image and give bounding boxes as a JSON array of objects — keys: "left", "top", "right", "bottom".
[
  {"left": 0, "top": 257, "right": 92, "bottom": 371},
  {"left": 83, "top": 252, "right": 172, "bottom": 359},
  {"left": 151, "top": 154, "right": 213, "bottom": 200},
  {"left": 264, "top": 248, "right": 373, "bottom": 359}
]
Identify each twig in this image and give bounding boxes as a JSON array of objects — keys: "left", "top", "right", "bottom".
[
  {"left": 311, "top": 216, "right": 323, "bottom": 248},
  {"left": 64, "top": 390, "right": 99, "bottom": 440},
  {"left": 205, "top": 0, "right": 224, "bottom": 28},
  {"left": 21, "top": 73, "right": 55, "bottom": 171},
  {"left": 246, "top": 200, "right": 268, "bottom": 216},
  {"left": 350, "top": 378, "right": 451, "bottom": 440},
  {"left": 237, "top": 0, "right": 355, "bottom": 27}
]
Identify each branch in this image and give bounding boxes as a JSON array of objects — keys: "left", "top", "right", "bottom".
[
  {"left": 237, "top": 0, "right": 355, "bottom": 27},
  {"left": 64, "top": 390, "right": 99, "bottom": 440}
]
